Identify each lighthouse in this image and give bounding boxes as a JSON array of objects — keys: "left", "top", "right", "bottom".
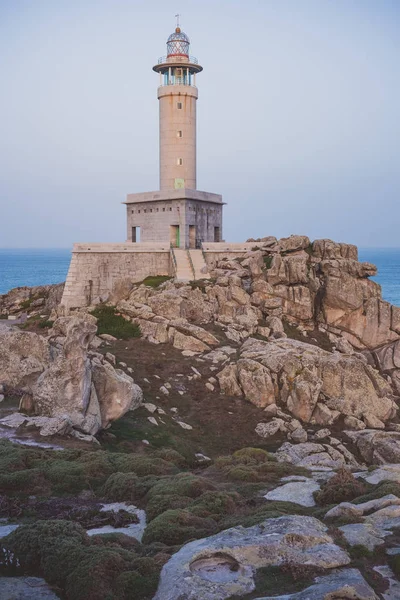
[
  {"left": 125, "top": 20, "right": 224, "bottom": 249},
  {"left": 152, "top": 24, "right": 202, "bottom": 191}
]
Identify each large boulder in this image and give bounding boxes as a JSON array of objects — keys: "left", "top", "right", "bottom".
[
  {"left": 91, "top": 360, "right": 142, "bottom": 429},
  {"left": 32, "top": 315, "right": 98, "bottom": 430},
  {"left": 1, "top": 314, "right": 142, "bottom": 437},
  {"left": 345, "top": 430, "right": 400, "bottom": 464},
  {"left": 0, "top": 327, "right": 51, "bottom": 389},
  {"left": 366, "top": 339, "right": 400, "bottom": 395},
  {"left": 154, "top": 515, "right": 350, "bottom": 600}
]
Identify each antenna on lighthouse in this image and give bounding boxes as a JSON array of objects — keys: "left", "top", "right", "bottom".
[{"left": 175, "top": 13, "right": 180, "bottom": 30}]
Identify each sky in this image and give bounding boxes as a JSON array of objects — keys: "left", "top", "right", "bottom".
[{"left": 0, "top": 0, "right": 399, "bottom": 248}]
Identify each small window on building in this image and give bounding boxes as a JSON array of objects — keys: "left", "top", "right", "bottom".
[
  {"left": 169, "top": 207, "right": 172, "bottom": 211},
  {"left": 163, "top": 207, "right": 165, "bottom": 212},
  {"left": 150, "top": 209, "right": 152, "bottom": 212},
  {"left": 177, "top": 158, "right": 183, "bottom": 166},
  {"left": 177, "top": 130, "right": 182, "bottom": 138},
  {"left": 177, "top": 102, "right": 182, "bottom": 109},
  {"left": 138, "top": 210, "right": 140, "bottom": 214},
  {"left": 144, "top": 209, "right": 147, "bottom": 213}
]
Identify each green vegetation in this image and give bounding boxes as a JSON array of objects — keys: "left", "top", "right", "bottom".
[
  {"left": 2, "top": 437, "right": 388, "bottom": 600},
  {"left": 19, "top": 292, "right": 46, "bottom": 310},
  {"left": 0, "top": 520, "right": 160, "bottom": 600},
  {"left": 212, "top": 447, "right": 308, "bottom": 486},
  {"left": 141, "top": 275, "right": 171, "bottom": 288},
  {"left": 263, "top": 255, "right": 273, "bottom": 269},
  {"left": 38, "top": 319, "right": 54, "bottom": 329},
  {"left": 315, "top": 468, "right": 367, "bottom": 506},
  {"left": 90, "top": 305, "right": 141, "bottom": 340},
  {"left": 142, "top": 508, "right": 217, "bottom": 545},
  {"left": 352, "top": 481, "right": 400, "bottom": 503}
]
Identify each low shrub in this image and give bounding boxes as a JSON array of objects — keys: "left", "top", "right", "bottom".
[
  {"left": 116, "top": 569, "right": 159, "bottom": 600},
  {"left": 102, "top": 473, "right": 141, "bottom": 503},
  {"left": 1, "top": 520, "right": 89, "bottom": 583},
  {"left": 41, "top": 460, "right": 87, "bottom": 494},
  {"left": 314, "top": 468, "right": 367, "bottom": 505},
  {"left": 232, "top": 447, "right": 275, "bottom": 465},
  {"left": 154, "top": 448, "right": 188, "bottom": 468},
  {"left": 263, "top": 255, "right": 273, "bottom": 269},
  {"left": 112, "top": 455, "right": 179, "bottom": 477},
  {"left": 146, "top": 473, "right": 215, "bottom": 500},
  {"left": 65, "top": 546, "right": 137, "bottom": 600},
  {"left": 38, "top": 319, "right": 54, "bottom": 329},
  {"left": 141, "top": 276, "right": 171, "bottom": 288},
  {"left": 353, "top": 481, "right": 400, "bottom": 504},
  {"left": 0, "top": 469, "right": 48, "bottom": 494},
  {"left": 189, "top": 491, "right": 242, "bottom": 520},
  {"left": 146, "top": 494, "right": 192, "bottom": 522},
  {"left": 142, "top": 509, "right": 217, "bottom": 545},
  {"left": 90, "top": 305, "right": 140, "bottom": 340}
]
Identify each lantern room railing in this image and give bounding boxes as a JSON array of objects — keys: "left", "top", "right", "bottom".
[{"left": 157, "top": 55, "right": 199, "bottom": 65}]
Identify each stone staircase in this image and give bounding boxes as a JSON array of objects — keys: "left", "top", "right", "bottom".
[
  {"left": 171, "top": 248, "right": 210, "bottom": 282},
  {"left": 173, "top": 249, "right": 194, "bottom": 282},
  {"left": 189, "top": 249, "right": 210, "bottom": 280}
]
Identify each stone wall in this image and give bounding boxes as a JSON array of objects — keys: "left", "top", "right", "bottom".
[
  {"left": 61, "top": 244, "right": 171, "bottom": 309},
  {"left": 61, "top": 242, "right": 253, "bottom": 310}
]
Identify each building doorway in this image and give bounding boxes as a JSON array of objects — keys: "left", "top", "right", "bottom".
[
  {"left": 170, "top": 225, "right": 180, "bottom": 248},
  {"left": 189, "top": 225, "right": 196, "bottom": 249},
  {"left": 214, "top": 227, "right": 220, "bottom": 242},
  {"left": 132, "top": 226, "right": 140, "bottom": 243}
]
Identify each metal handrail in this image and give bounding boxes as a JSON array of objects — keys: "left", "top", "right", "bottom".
[
  {"left": 170, "top": 244, "right": 178, "bottom": 277},
  {"left": 186, "top": 249, "right": 196, "bottom": 280},
  {"left": 200, "top": 243, "right": 210, "bottom": 275},
  {"left": 158, "top": 55, "right": 198, "bottom": 64}
]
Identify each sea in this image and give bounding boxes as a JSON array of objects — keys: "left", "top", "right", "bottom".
[{"left": 0, "top": 247, "right": 400, "bottom": 306}]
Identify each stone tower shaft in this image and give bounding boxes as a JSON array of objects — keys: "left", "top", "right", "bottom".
[{"left": 153, "top": 27, "right": 203, "bottom": 191}]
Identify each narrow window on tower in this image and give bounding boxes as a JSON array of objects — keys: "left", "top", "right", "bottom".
[
  {"left": 177, "top": 158, "right": 183, "bottom": 166},
  {"left": 177, "top": 102, "right": 182, "bottom": 109},
  {"left": 177, "top": 130, "right": 182, "bottom": 138}
]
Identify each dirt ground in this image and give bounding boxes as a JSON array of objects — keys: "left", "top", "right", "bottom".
[{"left": 99, "top": 337, "right": 287, "bottom": 458}]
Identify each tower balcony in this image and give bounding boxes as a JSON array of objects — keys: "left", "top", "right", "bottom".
[
  {"left": 157, "top": 55, "right": 199, "bottom": 65},
  {"left": 153, "top": 56, "right": 203, "bottom": 74}
]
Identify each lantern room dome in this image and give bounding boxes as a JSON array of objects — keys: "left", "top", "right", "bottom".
[{"left": 167, "top": 27, "right": 190, "bottom": 57}]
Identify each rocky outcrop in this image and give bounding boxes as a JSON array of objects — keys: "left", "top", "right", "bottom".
[
  {"left": 344, "top": 429, "right": 400, "bottom": 464},
  {"left": 0, "top": 315, "right": 142, "bottom": 437},
  {"left": 256, "top": 569, "right": 378, "bottom": 600},
  {"left": 218, "top": 337, "right": 397, "bottom": 426},
  {"left": 0, "top": 283, "right": 64, "bottom": 316},
  {"left": 275, "top": 441, "right": 360, "bottom": 469},
  {"left": 109, "top": 235, "right": 400, "bottom": 362},
  {"left": 154, "top": 515, "right": 350, "bottom": 600}
]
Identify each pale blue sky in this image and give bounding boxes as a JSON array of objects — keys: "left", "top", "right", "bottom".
[{"left": 0, "top": 0, "right": 399, "bottom": 248}]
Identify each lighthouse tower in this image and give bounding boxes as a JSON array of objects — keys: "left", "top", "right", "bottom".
[
  {"left": 125, "top": 21, "right": 224, "bottom": 249},
  {"left": 153, "top": 25, "right": 202, "bottom": 191}
]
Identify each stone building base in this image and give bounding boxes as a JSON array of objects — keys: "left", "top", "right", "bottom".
[{"left": 61, "top": 242, "right": 255, "bottom": 309}]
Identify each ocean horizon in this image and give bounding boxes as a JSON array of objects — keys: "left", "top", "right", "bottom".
[{"left": 0, "top": 246, "right": 400, "bottom": 306}]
